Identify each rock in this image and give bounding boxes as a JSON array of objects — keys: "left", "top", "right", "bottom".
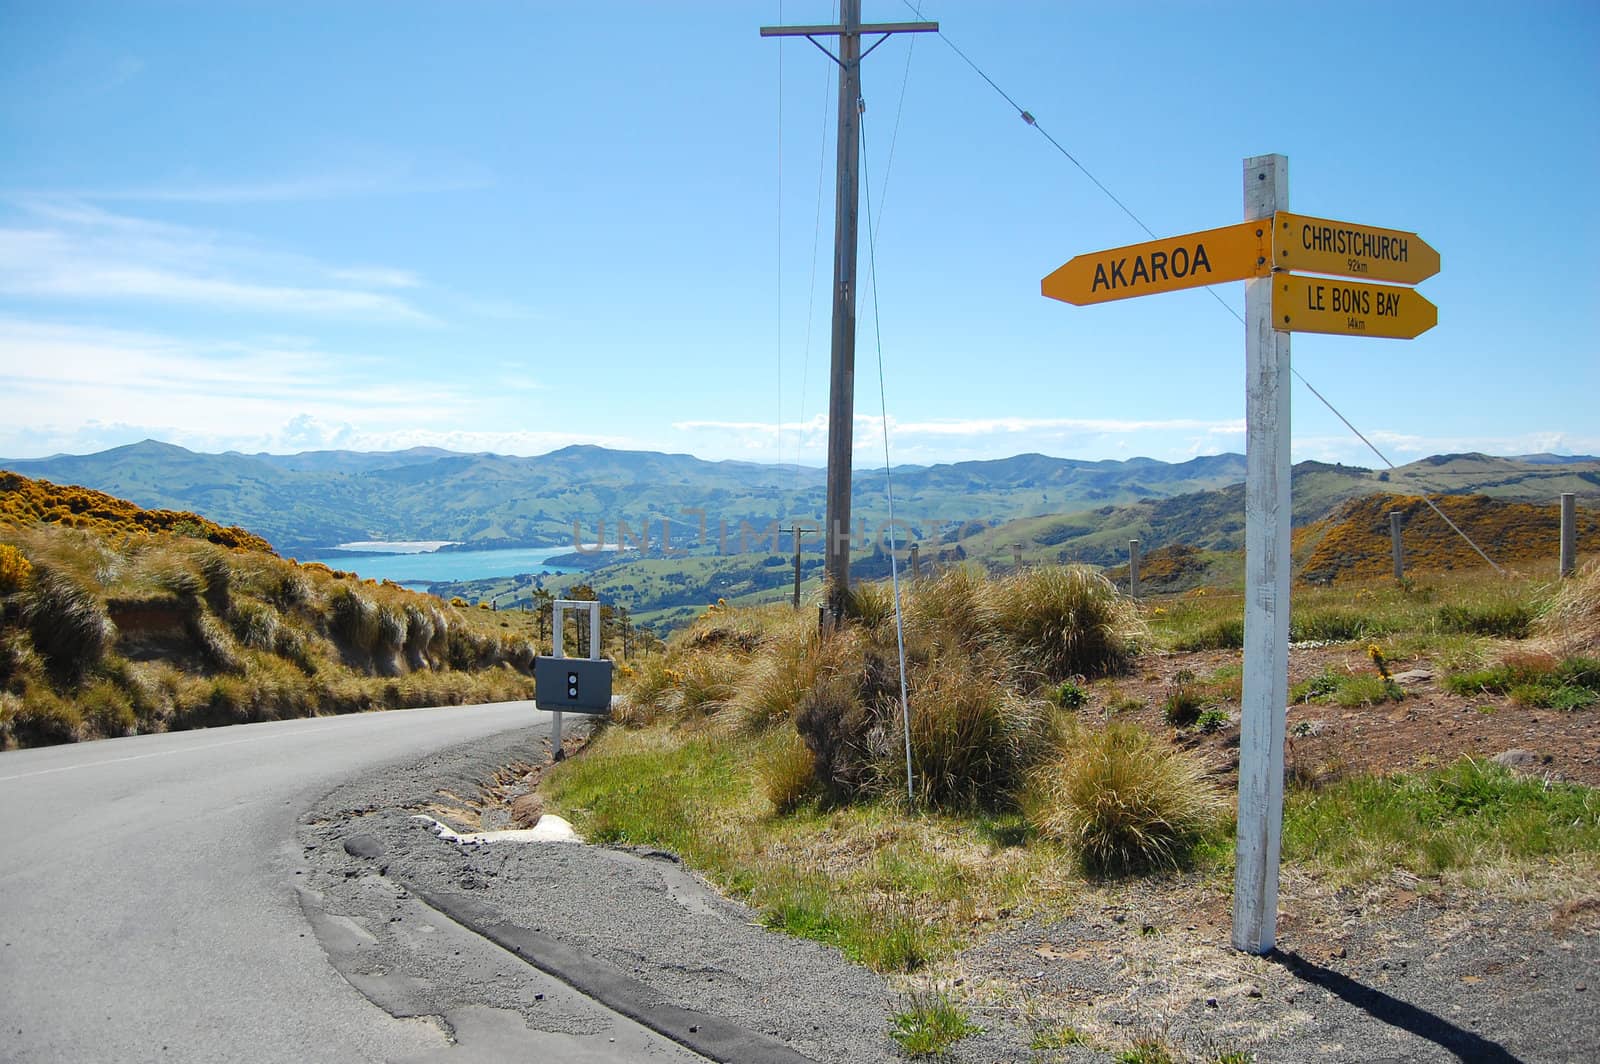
[
  {"left": 509, "top": 792, "right": 544, "bottom": 829},
  {"left": 1389, "top": 668, "right": 1434, "bottom": 686},
  {"left": 343, "top": 835, "right": 385, "bottom": 860},
  {"left": 1246, "top": 985, "right": 1263, "bottom": 998},
  {"left": 1494, "top": 749, "right": 1548, "bottom": 771},
  {"left": 1206, "top": 997, "right": 1218, "bottom": 1009}
]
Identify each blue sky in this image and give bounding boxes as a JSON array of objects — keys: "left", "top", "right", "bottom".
[{"left": 2, "top": 1, "right": 1596, "bottom": 468}]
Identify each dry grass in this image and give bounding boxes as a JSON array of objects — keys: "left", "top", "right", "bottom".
[
  {"left": 1026, "top": 721, "right": 1226, "bottom": 875},
  {"left": 1537, "top": 559, "right": 1600, "bottom": 657}
]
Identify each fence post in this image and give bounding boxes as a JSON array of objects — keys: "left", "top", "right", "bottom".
[
  {"left": 910, "top": 543, "right": 921, "bottom": 580},
  {"left": 1128, "top": 539, "right": 1141, "bottom": 597},
  {"left": 1011, "top": 543, "right": 1024, "bottom": 569},
  {"left": 1560, "top": 493, "right": 1577, "bottom": 578},
  {"left": 1390, "top": 511, "right": 1405, "bottom": 581}
]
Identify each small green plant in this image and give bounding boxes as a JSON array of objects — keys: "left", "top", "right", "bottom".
[
  {"left": 1193, "top": 707, "right": 1230, "bottom": 732},
  {"left": 1053, "top": 678, "right": 1089, "bottom": 709},
  {"left": 1291, "top": 669, "right": 1341, "bottom": 703},
  {"left": 888, "top": 987, "right": 980, "bottom": 1057},
  {"left": 1161, "top": 669, "right": 1207, "bottom": 727},
  {"left": 1030, "top": 1023, "right": 1089, "bottom": 1049},
  {"left": 1116, "top": 1036, "right": 1179, "bottom": 1064}
]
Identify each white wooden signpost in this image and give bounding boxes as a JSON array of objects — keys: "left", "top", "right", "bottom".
[{"left": 1043, "top": 154, "right": 1439, "bottom": 954}]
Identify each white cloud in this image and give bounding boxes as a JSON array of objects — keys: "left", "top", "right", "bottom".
[
  {"left": 0, "top": 317, "right": 638, "bottom": 460},
  {"left": 0, "top": 200, "right": 434, "bottom": 323}
]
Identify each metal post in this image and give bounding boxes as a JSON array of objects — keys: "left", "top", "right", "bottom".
[
  {"left": 1390, "top": 511, "right": 1405, "bottom": 581},
  {"left": 1128, "top": 539, "right": 1141, "bottom": 597},
  {"left": 1560, "top": 493, "right": 1577, "bottom": 578},
  {"left": 549, "top": 602, "right": 564, "bottom": 762},
  {"left": 1233, "top": 153, "right": 1291, "bottom": 956}
]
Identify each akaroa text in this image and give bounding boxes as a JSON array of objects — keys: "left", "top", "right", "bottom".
[{"left": 1089, "top": 241, "right": 1212, "bottom": 294}]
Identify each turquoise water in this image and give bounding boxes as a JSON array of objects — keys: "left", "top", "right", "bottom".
[{"left": 298, "top": 546, "right": 589, "bottom": 587}]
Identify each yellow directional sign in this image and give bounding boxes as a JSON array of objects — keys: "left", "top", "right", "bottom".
[
  {"left": 1272, "top": 275, "right": 1437, "bottom": 339},
  {"left": 1042, "top": 221, "right": 1271, "bottom": 305},
  {"left": 1273, "top": 212, "right": 1440, "bottom": 285}
]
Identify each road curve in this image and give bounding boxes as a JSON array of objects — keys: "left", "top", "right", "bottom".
[{"left": 0, "top": 702, "right": 594, "bottom": 1063}]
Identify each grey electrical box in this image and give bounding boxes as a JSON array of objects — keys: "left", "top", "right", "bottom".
[{"left": 534, "top": 656, "right": 614, "bottom": 714}]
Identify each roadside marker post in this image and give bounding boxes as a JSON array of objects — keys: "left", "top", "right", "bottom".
[
  {"left": 537, "top": 599, "right": 612, "bottom": 763},
  {"left": 1041, "top": 154, "right": 1438, "bottom": 954}
]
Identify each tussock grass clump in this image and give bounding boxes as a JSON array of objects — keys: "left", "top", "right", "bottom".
[
  {"left": 900, "top": 654, "right": 1055, "bottom": 809},
  {"left": 20, "top": 566, "right": 115, "bottom": 684},
  {"left": 1537, "top": 559, "right": 1600, "bottom": 657},
  {"left": 227, "top": 599, "right": 279, "bottom": 651},
  {"left": 328, "top": 586, "right": 382, "bottom": 655},
  {"left": 1027, "top": 721, "right": 1225, "bottom": 875},
  {"left": 993, "top": 565, "right": 1141, "bottom": 680},
  {"left": 189, "top": 611, "right": 245, "bottom": 674},
  {"left": 758, "top": 728, "right": 818, "bottom": 813}
]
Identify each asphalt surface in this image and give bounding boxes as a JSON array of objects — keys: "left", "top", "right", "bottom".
[{"left": 0, "top": 703, "right": 707, "bottom": 1064}]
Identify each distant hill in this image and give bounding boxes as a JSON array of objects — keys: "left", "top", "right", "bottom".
[
  {"left": 965, "top": 457, "right": 1599, "bottom": 582},
  {"left": 2, "top": 441, "right": 1253, "bottom": 553},
  {"left": 4, "top": 441, "right": 1594, "bottom": 563},
  {"left": 1295, "top": 492, "right": 1600, "bottom": 583}
]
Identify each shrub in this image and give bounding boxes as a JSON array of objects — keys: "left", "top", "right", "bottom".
[
  {"left": 904, "top": 566, "right": 1001, "bottom": 652},
  {"left": 20, "top": 566, "right": 115, "bottom": 684},
  {"left": 0, "top": 543, "right": 33, "bottom": 593},
  {"left": 1028, "top": 721, "right": 1224, "bottom": 874},
  {"left": 992, "top": 565, "right": 1140, "bottom": 680}
]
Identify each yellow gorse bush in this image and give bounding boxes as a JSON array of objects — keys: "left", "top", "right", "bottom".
[{"left": 0, "top": 543, "right": 33, "bottom": 593}]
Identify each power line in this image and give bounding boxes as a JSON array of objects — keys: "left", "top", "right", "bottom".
[
  {"left": 907, "top": 2, "right": 1503, "bottom": 575},
  {"left": 860, "top": 105, "right": 915, "bottom": 804}
]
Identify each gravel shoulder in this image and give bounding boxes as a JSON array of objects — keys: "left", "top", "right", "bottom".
[
  {"left": 296, "top": 723, "right": 905, "bottom": 1064},
  {"left": 297, "top": 720, "right": 1600, "bottom": 1064}
]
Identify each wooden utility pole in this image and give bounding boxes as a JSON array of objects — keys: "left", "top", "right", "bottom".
[
  {"left": 762, "top": 5, "right": 937, "bottom": 624},
  {"left": 780, "top": 525, "right": 815, "bottom": 608}
]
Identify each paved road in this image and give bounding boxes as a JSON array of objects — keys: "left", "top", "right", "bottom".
[{"left": 0, "top": 703, "right": 699, "bottom": 1064}]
